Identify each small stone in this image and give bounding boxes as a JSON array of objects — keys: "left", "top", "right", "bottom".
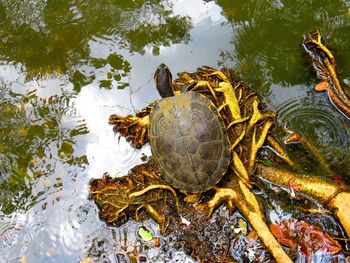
[
  {"left": 180, "top": 217, "right": 191, "bottom": 226},
  {"left": 152, "top": 237, "right": 160, "bottom": 247},
  {"left": 139, "top": 255, "right": 147, "bottom": 262}
]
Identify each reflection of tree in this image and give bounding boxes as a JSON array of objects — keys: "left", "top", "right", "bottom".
[
  {"left": 0, "top": 87, "right": 88, "bottom": 214},
  {"left": 217, "top": 0, "right": 350, "bottom": 93},
  {"left": 70, "top": 52, "right": 132, "bottom": 92},
  {"left": 0, "top": 0, "right": 191, "bottom": 77}
]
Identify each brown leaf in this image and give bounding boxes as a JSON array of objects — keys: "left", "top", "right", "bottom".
[{"left": 270, "top": 219, "right": 341, "bottom": 256}]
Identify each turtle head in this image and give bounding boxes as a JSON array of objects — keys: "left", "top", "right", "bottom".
[{"left": 154, "top": 63, "right": 175, "bottom": 98}]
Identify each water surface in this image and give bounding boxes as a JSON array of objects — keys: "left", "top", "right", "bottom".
[{"left": 1, "top": 0, "right": 350, "bottom": 262}]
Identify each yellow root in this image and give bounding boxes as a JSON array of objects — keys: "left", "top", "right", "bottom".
[
  {"left": 215, "top": 82, "right": 241, "bottom": 120},
  {"left": 192, "top": 80, "right": 219, "bottom": 102},
  {"left": 209, "top": 70, "right": 230, "bottom": 82},
  {"left": 304, "top": 30, "right": 350, "bottom": 113},
  {"left": 139, "top": 115, "right": 150, "bottom": 126},
  {"left": 229, "top": 174, "right": 293, "bottom": 263},
  {"left": 248, "top": 121, "right": 273, "bottom": 174},
  {"left": 135, "top": 204, "right": 168, "bottom": 234},
  {"left": 227, "top": 116, "right": 250, "bottom": 130},
  {"left": 284, "top": 128, "right": 332, "bottom": 175},
  {"left": 217, "top": 103, "right": 228, "bottom": 112},
  {"left": 266, "top": 135, "right": 298, "bottom": 169},
  {"left": 109, "top": 115, "right": 150, "bottom": 148},
  {"left": 257, "top": 164, "right": 350, "bottom": 237},
  {"left": 196, "top": 150, "right": 293, "bottom": 262},
  {"left": 194, "top": 187, "right": 238, "bottom": 217},
  {"left": 129, "top": 184, "right": 179, "bottom": 209},
  {"left": 232, "top": 152, "right": 249, "bottom": 181},
  {"left": 185, "top": 72, "right": 244, "bottom": 132},
  {"left": 304, "top": 30, "right": 335, "bottom": 64},
  {"left": 229, "top": 127, "right": 246, "bottom": 151},
  {"left": 248, "top": 100, "right": 275, "bottom": 131},
  {"left": 111, "top": 205, "right": 129, "bottom": 223}
]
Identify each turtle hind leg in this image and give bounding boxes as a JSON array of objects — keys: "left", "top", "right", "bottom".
[{"left": 109, "top": 114, "right": 149, "bottom": 148}]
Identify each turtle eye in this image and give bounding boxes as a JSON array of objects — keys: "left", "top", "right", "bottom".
[{"left": 161, "top": 65, "right": 172, "bottom": 83}]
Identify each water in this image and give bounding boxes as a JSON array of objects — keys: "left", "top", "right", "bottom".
[{"left": 0, "top": 0, "right": 350, "bottom": 262}]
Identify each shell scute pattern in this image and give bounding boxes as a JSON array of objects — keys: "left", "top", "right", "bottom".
[
  {"left": 198, "top": 141, "right": 223, "bottom": 160},
  {"left": 175, "top": 137, "right": 198, "bottom": 156},
  {"left": 149, "top": 92, "right": 231, "bottom": 193}
]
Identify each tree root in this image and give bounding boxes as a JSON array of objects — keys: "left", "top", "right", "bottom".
[{"left": 257, "top": 164, "right": 350, "bottom": 237}]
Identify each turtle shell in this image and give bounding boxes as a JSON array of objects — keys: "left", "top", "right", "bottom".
[{"left": 149, "top": 92, "right": 231, "bottom": 193}]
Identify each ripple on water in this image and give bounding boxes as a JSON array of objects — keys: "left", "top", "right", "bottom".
[
  {"left": 72, "top": 83, "right": 151, "bottom": 178},
  {"left": 67, "top": 202, "right": 98, "bottom": 230},
  {"left": 60, "top": 202, "right": 99, "bottom": 255},
  {"left": 276, "top": 93, "right": 350, "bottom": 154},
  {"left": 0, "top": 212, "right": 44, "bottom": 261}
]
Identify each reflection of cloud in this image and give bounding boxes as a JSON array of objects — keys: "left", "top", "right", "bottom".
[
  {"left": 0, "top": 63, "right": 23, "bottom": 84},
  {"left": 0, "top": 63, "right": 74, "bottom": 98},
  {"left": 171, "top": 0, "right": 226, "bottom": 25},
  {"left": 73, "top": 84, "right": 150, "bottom": 178}
]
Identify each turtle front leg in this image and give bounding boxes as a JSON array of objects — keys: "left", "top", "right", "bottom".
[{"left": 109, "top": 114, "right": 149, "bottom": 149}]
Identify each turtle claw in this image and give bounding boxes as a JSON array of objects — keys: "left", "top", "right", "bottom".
[{"left": 109, "top": 114, "right": 149, "bottom": 148}]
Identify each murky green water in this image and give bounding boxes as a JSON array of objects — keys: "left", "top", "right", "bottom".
[{"left": 1, "top": 0, "right": 350, "bottom": 262}]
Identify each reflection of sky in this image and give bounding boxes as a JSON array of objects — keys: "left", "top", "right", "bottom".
[
  {"left": 172, "top": 0, "right": 225, "bottom": 25},
  {"left": 124, "top": 20, "right": 234, "bottom": 109},
  {"left": 0, "top": 0, "right": 233, "bottom": 180},
  {"left": 0, "top": 63, "right": 74, "bottom": 98},
  {"left": 72, "top": 84, "right": 151, "bottom": 178}
]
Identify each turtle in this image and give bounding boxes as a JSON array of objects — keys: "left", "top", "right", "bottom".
[
  {"left": 97, "top": 64, "right": 296, "bottom": 261},
  {"left": 107, "top": 63, "right": 281, "bottom": 213},
  {"left": 150, "top": 63, "right": 231, "bottom": 194}
]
